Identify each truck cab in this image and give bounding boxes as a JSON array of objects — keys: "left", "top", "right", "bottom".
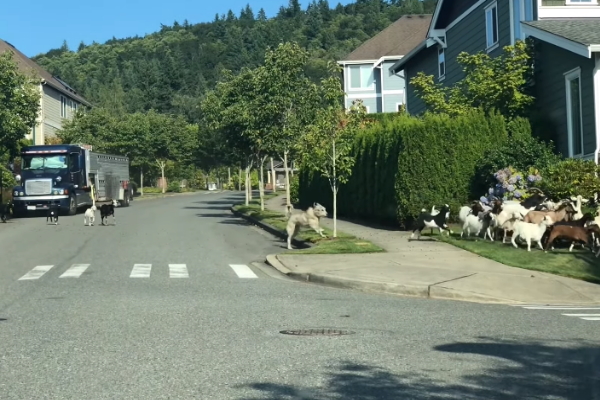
[{"left": 11, "top": 145, "right": 93, "bottom": 216}]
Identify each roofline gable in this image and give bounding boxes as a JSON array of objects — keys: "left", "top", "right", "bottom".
[{"left": 522, "top": 23, "right": 600, "bottom": 58}]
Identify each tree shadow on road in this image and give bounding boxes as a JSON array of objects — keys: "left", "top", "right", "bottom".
[
  {"left": 184, "top": 205, "right": 232, "bottom": 210},
  {"left": 235, "top": 337, "right": 600, "bottom": 400},
  {"left": 194, "top": 212, "right": 236, "bottom": 219}
]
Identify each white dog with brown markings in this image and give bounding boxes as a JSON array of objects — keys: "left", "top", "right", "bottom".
[{"left": 285, "top": 202, "right": 328, "bottom": 250}]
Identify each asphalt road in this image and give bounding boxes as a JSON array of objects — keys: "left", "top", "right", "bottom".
[{"left": 1, "top": 190, "right": 599, "bottom": 400}]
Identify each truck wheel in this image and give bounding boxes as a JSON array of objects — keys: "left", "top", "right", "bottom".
[
  {"left": 67, "top": 195, "right": 77, "bottom": 216},
  {"left": 120, "top": 194, "right": 130, "bottom": 207}
]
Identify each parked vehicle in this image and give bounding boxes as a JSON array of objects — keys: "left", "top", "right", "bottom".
[{"left": 11, "top": 144, "right": 133, "bottom": 217}]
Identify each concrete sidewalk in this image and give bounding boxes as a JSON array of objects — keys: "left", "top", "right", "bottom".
[{"left": 264, "top": 195, "right": 600, "bottom": 305}]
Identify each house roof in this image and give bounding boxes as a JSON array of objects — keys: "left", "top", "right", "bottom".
[
  {"left": 339, "top": 14, "right": 432, "bottom": 62},
  {"left": 0, "top": 39, "right": 91, "bottom": 106},
  {"left": 522, "top": 20, "right": 600, "bottom": 58}
]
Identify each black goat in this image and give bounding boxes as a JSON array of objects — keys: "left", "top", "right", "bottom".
[
  {"left": 100, "top": 200, "right": 117, "bottom": 226},
  {"left": 46, "top": 204, "right": 60, "bottom": 225},
  {"left": 411, "top": 204, "right": 451, "bottom": 240}
]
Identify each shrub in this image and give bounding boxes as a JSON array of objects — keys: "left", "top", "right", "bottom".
[
  {"left": 395, "top": 110, "right": 506, "bottom": 226},
  {"left": 298, "top": 109, "right": 510, "bottom": 227},
  {"left": 471, "top": 118, "right": 561, "bottom": 196},
  {"left": 539, "top": 159, "right": 600, "bottom": 200},
  {"left": 289, "top": 174, "right": 299, "bottom": 205}
]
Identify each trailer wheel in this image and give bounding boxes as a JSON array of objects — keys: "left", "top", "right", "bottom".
[
  {"left": 120, "top": 193, "right": 130, "bottom": 207},
  {"left": 67, "top": 194, "right": 77, "bottom": 216}
]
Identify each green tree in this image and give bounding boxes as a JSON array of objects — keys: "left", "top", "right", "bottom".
[
  {"left": 0, "top": 51, "right": 41, "bottom": 157},
  {"left": 298, "top": 64, "right": 367, "bottom": 237},
  {"left": 410, "top": 40, "right": 534, "bottom": 119},
  {"left": 253, "top": 42, "right": 319, "bottom": 208}
]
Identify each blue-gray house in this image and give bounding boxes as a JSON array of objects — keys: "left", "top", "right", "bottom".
[
  {"left": 337, "top": 14, "right": 432, "bottom": 114},
  {"left": 390, "top": 0, "right": 600, "bottom": 162}
]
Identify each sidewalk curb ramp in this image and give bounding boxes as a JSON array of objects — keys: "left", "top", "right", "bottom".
[
  {"left": 265, "top": 254, "right": 524, "bottom": 305},
  {"left": 230, "top": 205, "right": 314, "bottom": 250}
]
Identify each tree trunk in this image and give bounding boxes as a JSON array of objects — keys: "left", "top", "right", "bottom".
[
  {"left": 248, "top": 167, "right": 253, "bottom": 201},
  {"left": 160, "top": 165, "right": 166, "bottom": 194},
  {"left": 283, "top": 151, "right": 291, "bottom": 207},
  {"left": 140, "top": 168, "right": 144, "bottom": 196},
  {"left": 332, "top": 140, "right": 337, "bottom": 238},
  {"left": 238, "top": 166, "right": 242, "bottom": 191},
  {"left": 245, "top": 165, "right": 250, "bottom": 206},
  {"left": 259, "top": 156, "right": 267, "bottom": 211},
  {"left": 228, "top": 167, "right": 231, "bottom": 190},
  {"left": 270, "top": 157, "right": 276, "bottom": 193}
]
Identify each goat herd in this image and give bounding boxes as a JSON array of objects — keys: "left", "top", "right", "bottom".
[{"left": 410, "top": 189, "right": 600, "bottom": 257}]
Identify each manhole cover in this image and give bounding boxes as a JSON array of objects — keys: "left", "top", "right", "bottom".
[{"left": 279, "top": 329, "right": 355, "bottom": 336}]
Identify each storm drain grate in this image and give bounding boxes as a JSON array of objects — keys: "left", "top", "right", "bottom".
[{"left": 279, "top": 329, "right": 355, "bottom": 336}]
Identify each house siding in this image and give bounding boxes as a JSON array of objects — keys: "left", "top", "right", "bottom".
[
  {"left": 344, "top": 64, "right": 380, "bottom": 112},
  {"left": 405, "top": 45, "right": 439, "bottom": 115},
  {"left": 41, "top": 85, "right": 82, "bottom": 144},
  {"left": 443, "top": 0, "right": 511, "bottom": 87},
  {"left": 383, "top": 94, "right": 405, "bottom": 112},
  {"left": 542, "top": 0, "right": 600, "bottom": 5},
  {"left": 381, "top": 60, "right": 405, "bottom": 91},
  {"left": 533, "top": 40, "right": 596, "bottom": 157}
]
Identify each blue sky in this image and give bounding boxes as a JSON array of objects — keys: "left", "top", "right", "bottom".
[{"left": 1, "top": 0, "right": 353, "bottom": 57}]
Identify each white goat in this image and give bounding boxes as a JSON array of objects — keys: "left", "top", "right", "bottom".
[
  {"left": 511, "top": 215, "right": 554, "bottom": 252},
  {"left": 495, "top": 210, "right": 524, "bottom": 243},
  {"left": 461, "top": 212, "right": 497, "bottom": 241}
]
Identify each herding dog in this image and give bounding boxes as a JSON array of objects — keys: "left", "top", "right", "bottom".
[
  {"left": 100, "top": 199, "right": 118, "bottom": 226},
  {"left": 285, "top": 202, "right": 328, "bottom": 250},
  {"left": 410, "top": 204, "right": 452, "bottom": 240},
  {"left": 0, "top": 202, "right": 12, "bottom": 223},
  {"left": 84, "top": 205, "right": 97, "bottom": 226},
  {"left": 46, "top": 204, "right": 60, "bottom": 225}
]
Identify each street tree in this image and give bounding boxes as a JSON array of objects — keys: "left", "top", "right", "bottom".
[
  {"left": 0, "top": 51, "right": 41, "bottom": 157},
  {"left": 410, "top": 40, "right": 534, "bottom": 119},
  {"left": 253, "top": 42, "right": 319, "bottom": 208},
  {"left": 298, "top": 62, "right": 367, "bottom": 237}
]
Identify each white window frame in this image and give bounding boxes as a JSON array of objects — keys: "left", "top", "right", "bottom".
[
  {"left": 565, "top": 67, "right": 584, "bottom": 158},
  {"left": 60, "top": 96, "right": 67, "bottom": 118},
  {"left": 347, "top": 65, "right": 376, "bottom": 91},
  {"left": 438, "top": 46, "right": 446, "bottom": 81},
  {"left": 395, "top": 102, "right": 404, "bottom": 112},
  {"left": 566, "top": 0, "right": 597, "bottom": 5},
  {"left": 364, "top": 105, "right": 371, "bottom": 113},
  {"left": 485, "top": 2, "right": 499, "bottom": 52}
]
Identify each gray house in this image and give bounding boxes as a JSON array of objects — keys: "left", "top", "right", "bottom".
[
  {"left": 390, "top": 0, "right": 600, "bottom": 162},
  {"left": 337, "top": 14, "right": 432, "bottom": 114}
]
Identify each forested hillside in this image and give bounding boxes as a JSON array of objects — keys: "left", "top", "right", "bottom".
[{"left": 33, "top": 0, "right": 437, "bottom": 122}]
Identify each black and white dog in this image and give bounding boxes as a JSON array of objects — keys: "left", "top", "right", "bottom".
[
  {"left": 100, "top": 199, "right": 118, "bottom": 226},
  {"left": 46, "top": 204, "right": 60, "bottom": 225},
  {"left": 410, "top": 204, "right": 452, "bottom": 240}
]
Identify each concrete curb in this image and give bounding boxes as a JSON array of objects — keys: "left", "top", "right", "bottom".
[
  {"left": 134, "top": 190, "right": 230, "bottom": 202},
  {"left": 230, "top": 205, "right": 314, "bottom": 249},
  {"left": 264, "top": 253, "right": 523, "bottom": 305}
]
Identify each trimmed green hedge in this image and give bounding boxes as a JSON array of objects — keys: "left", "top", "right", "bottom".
[{"left": 299, "top": 109, "right": 528, "bottom": 228}]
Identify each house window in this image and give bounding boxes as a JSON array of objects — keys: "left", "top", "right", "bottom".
[
  {"left": 511, "top": 0, "right": 534, "bottom": 44},
  {"left": 60, "top": 96, "right": 67, "bottom": 118},
  {"left": 565, "top": 68, "right": 584, "bottom": 157},
  {"left": 485, "top": 2, "right": 499, "bottom": 50},
  {"left": 349, "top": 65, "right": 375, "bottom": 90},
  {"left": 438, "top": 47, "right": 446, "bottom": 79}
]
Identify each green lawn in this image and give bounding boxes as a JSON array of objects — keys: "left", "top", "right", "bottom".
[
  {"left": 233, "top": 199, "right": 384, "bottom": 255},
  {"left": 427, "top": 223, "right": 600, "bottom": 284}
]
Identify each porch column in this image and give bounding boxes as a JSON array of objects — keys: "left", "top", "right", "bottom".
[{"left": 594, "top": 53, "right": 600, "bottom": 164}]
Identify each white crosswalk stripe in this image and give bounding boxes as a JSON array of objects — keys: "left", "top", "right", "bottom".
[
  {"left": 17, "top": 263, "right": 259, "bottom": 280},
  {"left": 169, "top": 264, "right": 189, "bottom": 278},
  {"left": 18, "top": 265, "right": 54, "bottom": 280},
  {"left": 229, "top": 264, "right": 258, "bottom": 279},
  {"left": 130, "top": 264, "right": 152, "bottom": 278},
  {"left": 512, "top": 304, "right": 600, "bottom": 322},
  {"left": 59, "top": 264, "right": 90, "bottom": 278}
]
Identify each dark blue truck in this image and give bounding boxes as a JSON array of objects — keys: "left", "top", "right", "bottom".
[{"left": 11, "top": 144, "right": 133, "bottom": 217}]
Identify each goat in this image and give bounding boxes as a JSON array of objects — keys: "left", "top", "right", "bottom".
[
  {"left": 548, "top": 213, "right": 594, "bottom": 251},
  {"left": 545, "top": 223, "right": 593, "bottom": 253},
  {"left": 512, "top": 215, "right": 554, "bottom": 252},
  {"left": 100, "top": 199, "right": 118, "bottom": 226},
  {"left": 461, "top": 211, "right": 497, "bottom": 241},
  {"left": 494, "top": 209, "right": 526, "bottom": 243},
  {"left": 523, "top": 202, "right": 575, "bottom": 225},
  {"left": 411, "top": 204, "right": 452, "bottom": 240}
]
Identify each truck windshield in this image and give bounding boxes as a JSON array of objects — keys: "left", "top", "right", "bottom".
[{"left": 22, "top": 155, "right": 68, "bottom": 170}]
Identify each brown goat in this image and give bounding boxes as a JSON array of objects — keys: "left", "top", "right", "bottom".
[
  {"left": 545, "top": 225, "right": 592, "bottom": 252},
  {"left": 524, "top": 203, "right": 575, "bottom": 225}
]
